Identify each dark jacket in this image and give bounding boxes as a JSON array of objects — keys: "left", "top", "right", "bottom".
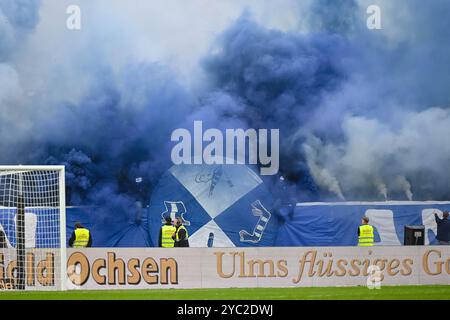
[
  {"left": 172, "top": 225, "right": 189, "bottom": 247},
  {"left": 435, "top": 214, "right": 450, "bottom": 242},
  {"left": 68, "top": 228, "right": 93, "bottom": 247}
]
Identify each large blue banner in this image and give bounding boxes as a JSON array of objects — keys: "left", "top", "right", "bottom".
[
  {"left": 275, "top": 202, "right": 450, "bottom": 246},
  {"left": 2, "top": 202, "right": 449, "bottom": 248},
  {"left": 147, "top": 164, "right": 280, "bottom": 248},
  {"left": 64, "top": 201, "right": 449, "bottom": 247}
]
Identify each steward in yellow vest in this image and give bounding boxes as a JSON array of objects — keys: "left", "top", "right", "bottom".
[
  {"left": 159, "top": 217, "right": 176, "bottom": 247},
  {"left": 358, "top": 216, "right": 374, "bottom": 247},
  {"left": 173, "top": 217, "right": 189, "bottom": 247},
  {"left": 69, "top": 222, "right": 92, "bottom": 248}
]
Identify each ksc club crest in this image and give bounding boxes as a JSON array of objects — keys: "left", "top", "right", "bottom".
[{"left": 148, "top": 163, "right": 280, "bottom": 247}]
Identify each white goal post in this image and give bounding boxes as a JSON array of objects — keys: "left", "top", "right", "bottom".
[{"left": 0, "top": 166, "right": 66, "bottom": 291}]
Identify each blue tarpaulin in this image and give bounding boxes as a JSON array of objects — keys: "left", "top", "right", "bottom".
[
  {"left": 65, "top": 206, "right": 150, "bottom": 247},
  {"left": 275, "top": 202, "right": 450, "bottom": 246},
  {"left": 2, "top": 202, "right": 449, "bottom": 248}
]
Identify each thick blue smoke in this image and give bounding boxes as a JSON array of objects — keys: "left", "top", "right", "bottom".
[
  {"left": 2, "top": 0, "right": 450, "bottom": 230},
  {"left": 39, "top": 63, "right": 195, "bottom": 227},
  {"left": 1, "top": 1, "right": 195, "bottom": 227},
  {"left": 0, "top": 0, "right": 41, "bottom": 60},
  {"left": 201, "top": 13, "right": 353, "bottom": 200},
  {"left": 307, "top": 0, "right": 360, "bottom": 33},
  {"left": 201, "top": 1, "right": 450, "bottom": 201}
]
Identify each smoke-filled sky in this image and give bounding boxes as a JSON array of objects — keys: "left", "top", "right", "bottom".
[{"left": 1, "top": 0, "right": 450, "bottom": 221}]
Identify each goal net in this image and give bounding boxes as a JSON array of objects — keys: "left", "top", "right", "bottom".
[{"left": 0, "top": 166, "right": 66, "bottom": 291}]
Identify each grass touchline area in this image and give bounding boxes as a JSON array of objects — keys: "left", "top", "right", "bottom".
[{"left": 0, "top": 285, "right": 449, "bottom": 300}]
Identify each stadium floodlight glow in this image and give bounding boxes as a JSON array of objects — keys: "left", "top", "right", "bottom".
[{"left": 0, "top": 165, "right": 67, "bottom": 291}]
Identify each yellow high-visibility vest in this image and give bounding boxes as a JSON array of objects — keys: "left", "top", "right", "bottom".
[
  {"left": 73, "top": 228, "right": 90, "bottom": 248},
  {"left": 176, "top": 225, "right": 189, "bottom": 241},
  {"left": 358, "top": 224, "right": 374, "bottom": 247},
  {"left": 161, "top": 225, "right": 176, "bottom": 248}
]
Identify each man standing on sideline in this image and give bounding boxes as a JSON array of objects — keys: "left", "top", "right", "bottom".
[
  {"left": 173, "top": 217, "right": 189, "bottom": 247},
  {"left": 358, "top": 216, "right": 374, "bottom": 247},
  {"left": 435, "top": 211, "right": 450, "bottom": 245},
  {"left": 68, "top": 222, "right": 92, "bottom": 248},
  {"left": 159, "top": 216, "right": 176, "bottom": 247}
]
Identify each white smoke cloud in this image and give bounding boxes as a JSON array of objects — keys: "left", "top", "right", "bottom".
[
  {"left": 395, "top": 175, "right": 413, "bottom": 201},
  {"left": 0, "top": 64, "right": 22, "bottom": 102},
  {"left": 303, "top": 143, "right": 345, "bottom": 200},
  {"left": 308, "top": 108, "right": 450, "bottom": 200},
  {"left": 373, "top": 176, "right": 388, "bottom": 200}
]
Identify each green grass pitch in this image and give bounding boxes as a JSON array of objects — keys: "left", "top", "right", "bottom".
[{"left": 0, "top": 285, "right": 449, "bottom": 300}]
